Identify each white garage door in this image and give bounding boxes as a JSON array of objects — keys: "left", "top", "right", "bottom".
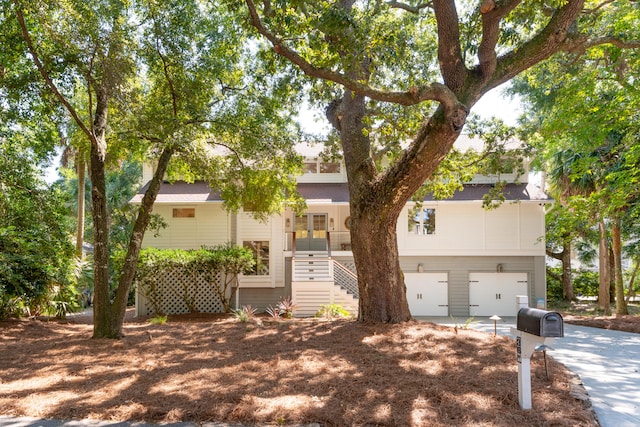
[
  {"left": 469, "top": 272, "right": 528, "bottom": 316},
  {"left": 405, "top": 272, "right": 448, "bottom": 316}
]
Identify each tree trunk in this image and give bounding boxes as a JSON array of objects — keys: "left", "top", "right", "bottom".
[
  {"left": 350, "top": 211, "right": 411, "bottom": 322},
  {"left": 90, "top": 90, "right": 117, "bottom": 339},
  {"left": 611, "top": 216, "right": 628, "bottom": 315},
  {"left": 625, "top": 259, "right": 639, "bottom": 304},
  {"left": 561, "top": 235, "right": 574, "bottom": 301},
  {"left": 597, "top": 219, "right": 611, "bottom": 315},
  {"left": 338, "top": 91, "right": 413, "bottom": 322},
  {"left": 90, "top": 100, "right": 115, "bottom": 338},
  {"left": 109, "top": 146, "right": 175, "bottom": 336},
  {"left": 75, "top": 154, "right": 86, "bottom": 257}
]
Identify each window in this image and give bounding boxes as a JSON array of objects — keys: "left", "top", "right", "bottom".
[
  {"left": 302, "top": 158, "right": 342, "bottom": 174},
  {"left": 409, "top": 208, "right": 436, "bottom": 235},
  {"left": 319, "top": 162, "right": 340, "bottom": 173},
  {"left": 243, "top": 241, "right": 270, "bottom": 275},
  {"left": 303, "top": 162, "right": 317, "bottom": 174},
  {"left": 173, "top": 208, "right": 195, "bottom": 218}
]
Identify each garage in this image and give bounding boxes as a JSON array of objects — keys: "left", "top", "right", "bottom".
[
  {"left": 405, "top": 272, "right": 448, "bottom": 316},
  {"left": 468, "top": 272, "right": 528, "bottom": 316}
]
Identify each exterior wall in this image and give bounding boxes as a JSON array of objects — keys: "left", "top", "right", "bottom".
[
  {"left": 284, "top": 205, "right": 351, "bottom": 252},
  {"left": 237, "top": 211, "right": 285, "bottom": 288},
  {"left": 237, "top": 258, "right": 292, "bottom": 310},
  {"left": 399, "top": 255, "right": 545, "bottom": 317},
  {"left": 398, "top": 202, "right": 545, "bottom": 256},
  {"left": 141, "top": 204, "right": 285, "bottom": 289},
  {"left": 142, "top": 203, "right": 230, "bottom": 249}
]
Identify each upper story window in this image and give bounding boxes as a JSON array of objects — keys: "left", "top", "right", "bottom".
[
  {"left": 303, "top": 158, "right": 341, "bottom": 174},
  {"left": 409, "top": 207, "right": 436, "bottom": 235}
]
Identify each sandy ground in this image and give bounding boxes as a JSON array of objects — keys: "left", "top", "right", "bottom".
[{"left": 0, "top": 309, "right": 603, "bottom": 426}]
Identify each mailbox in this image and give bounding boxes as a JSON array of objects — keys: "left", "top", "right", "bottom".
[{"left": 517, "top": 307, "right": 564, "bottom": 337}]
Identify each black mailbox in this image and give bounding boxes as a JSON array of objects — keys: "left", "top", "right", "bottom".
[{"left": 517, "top": 308, "right": 564, "bottom": 337}]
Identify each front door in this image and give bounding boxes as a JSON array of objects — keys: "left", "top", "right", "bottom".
[{"left": 295, "top": 213, "right": 328, "bottom": 251}]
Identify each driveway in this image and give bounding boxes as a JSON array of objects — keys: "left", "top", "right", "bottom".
[{"left": 422, "top": 316, "right": 640, "bottom": 427}]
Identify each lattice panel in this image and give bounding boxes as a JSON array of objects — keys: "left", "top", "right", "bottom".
[{"left": 142, "top": 268, "right": 225, "bottom": 316}]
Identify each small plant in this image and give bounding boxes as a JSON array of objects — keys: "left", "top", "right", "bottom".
[
  {"left": 277, "top": 296, "right": 296, "bottom": 319},
  {"left": 450, "top": 315, "right": 477, "bottom": 334},
  {"left": 315, "top": 304, "right": 350, "bottom": 320},
  {"left": 232, "top": 305, "right": 258, "bottom": 323},
  {"left": 148, "top": 315, "right": 168, "bottom": 324},
  {"left": 265, "top": 304, "right": 282, "bottom": 318},
  {"left": 0, "top": 296, "right": 27, "bottom": 320},
  {"left": 265, "top": 297, "right": 297, "bottom": 319}
]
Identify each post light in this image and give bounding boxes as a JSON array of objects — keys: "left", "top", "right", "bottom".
[{"left": 489, "top": 314, "right": 501, "bottom": 336}]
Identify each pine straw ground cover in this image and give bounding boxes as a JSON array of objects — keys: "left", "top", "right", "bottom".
[
  {"left": 558, "top": 302, "right": 640, "bottom": 334},
  {"left": 0, "top": 312, "right": 598, "bottom": 427}
]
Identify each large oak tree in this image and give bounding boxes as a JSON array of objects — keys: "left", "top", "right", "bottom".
[{"left": 242, "top": 0, "right": 639, "bottom": 322}]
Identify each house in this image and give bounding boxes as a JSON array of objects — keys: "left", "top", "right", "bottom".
[{"left": 131, "top": 136, "right": 550, "bottom": 318}]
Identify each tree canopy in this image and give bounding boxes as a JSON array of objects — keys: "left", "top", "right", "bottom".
[
  {"left": 1, "top": 0, "right": 305, "bottom": 337},
  {"left": 240, "top": 0, "right": 640, "bottom": 322},
  {"left": 511, "top": 6, "right": 640, "bottom": 313}
]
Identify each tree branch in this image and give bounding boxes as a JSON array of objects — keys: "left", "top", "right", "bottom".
[
  {"left": 386, "top": 1, "right": 433, "bottom": 13},
  {"left": 432, "top": 0, "right": 467, "bottom": 93},
  {"left": 546, "top": 267, "right": 562, "bottom": 282},
  {"left": 583, "top": 0, "right": 616, "bottom": 15},
  {"left": 149, "top": 6, "right": 179, "bottom": 118},
  {"left": 244, "top": 0, "right": 458, "bottom": 107},
  {"left": 13, "top": 2, "right": 95, "bottom": 144},
  {"left": 565, "top": 36, "right": 640, "bottom": 54},
  {"left": 476, "top": 0, "right": 522, "bottom": 82},
  {"left": 483, "top": 0, "right": 586, "bottom": 92}
]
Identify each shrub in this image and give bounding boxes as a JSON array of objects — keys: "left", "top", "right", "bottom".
[
  {"left": 547, "top": 267, "right": 599, "bottom": 302},
  {"left": 148, "top": 315, "right": 168, "bottom": 324},
  {"left": 114, "top": 245, "right": 255, "bottom": 316},
  {"left": 232, "top": 305, "right": 257, "bottom": 323},
  {"left": 315, "top": 304, "right": 351, "bottom": 320}
]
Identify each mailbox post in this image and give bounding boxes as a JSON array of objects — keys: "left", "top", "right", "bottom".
[{"left": 511, "top": 296, "right": 564, "bottom": 410}]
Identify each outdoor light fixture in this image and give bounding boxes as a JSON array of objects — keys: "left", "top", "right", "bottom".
[
  {"left": 490, "top": 314, "right": 502, "bottom": 336},
  {"left": 535, "top": 344, "right": 554, "bottom": 380}
]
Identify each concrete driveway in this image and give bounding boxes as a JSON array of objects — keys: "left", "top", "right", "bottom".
[{"left": 422, "top": 316, "right": 640, "bottom": 427}]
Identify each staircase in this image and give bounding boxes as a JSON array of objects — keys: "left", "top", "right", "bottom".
[{"left": 291, "top": 253, "right": 358, "bottom": 317}]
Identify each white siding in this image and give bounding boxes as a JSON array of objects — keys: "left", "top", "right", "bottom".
[
  {"left": 238, "top": 211, "right": 285, "bottom": 288},
  {"left": 398, "top": 202, "right": 545, "bottom": 256},
  {"left": 142, "top": 204, "right": 230, "bottom": 249}
]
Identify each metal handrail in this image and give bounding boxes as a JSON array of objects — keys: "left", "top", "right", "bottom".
[{"left": 333, "top": 260, "right": 359, "bottom": 298}]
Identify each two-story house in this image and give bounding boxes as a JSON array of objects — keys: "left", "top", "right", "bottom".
[{"left": 132, "top": 136, "right": 550, "bottom": 318}]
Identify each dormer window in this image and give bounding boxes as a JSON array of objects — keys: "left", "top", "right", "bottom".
[
  {"left": 320, "top": 162, "right": 340, "bottom": 173},
  {"left": 303, "top": 158, "right": 341, "bottom": 174}
]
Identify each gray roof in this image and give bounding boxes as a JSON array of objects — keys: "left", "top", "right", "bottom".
[
  {"left": 132, "top": 181, "right": 550, "bottom": 204},
  {"left": 130, "top": 181, "right": 223, "bottom": 203}
]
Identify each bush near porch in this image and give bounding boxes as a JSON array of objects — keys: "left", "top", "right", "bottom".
[{"left": 117, "top": 246, "right": 254, "bottom": 316}]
